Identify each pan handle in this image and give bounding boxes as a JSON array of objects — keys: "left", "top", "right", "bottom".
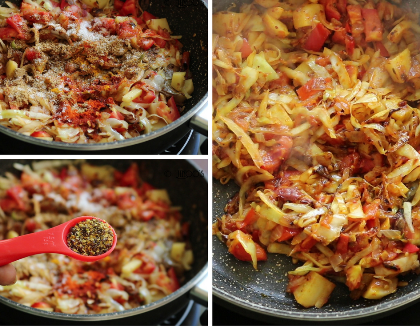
[
  {"left": 189, "top": 272, "right": 208, "bottom": 307},
  {"left": 188, "top": 103, "right": 208, "bottom": 137}
]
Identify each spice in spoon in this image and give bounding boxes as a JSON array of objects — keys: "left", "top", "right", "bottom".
[{"left": 67, "top": 219, "right": 114, "bottom": 256}]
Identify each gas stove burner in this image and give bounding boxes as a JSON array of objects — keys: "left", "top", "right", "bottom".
[{"left": 161, "top": 130, "right": 201, "bottom": 155}]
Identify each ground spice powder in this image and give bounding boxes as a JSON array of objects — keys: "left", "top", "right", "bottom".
[{"left": 67, "top": 219, "right": 114, "bottom": 256}]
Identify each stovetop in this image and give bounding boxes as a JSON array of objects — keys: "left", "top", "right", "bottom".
[{"left": 213, "top": 297, "right": 420, "bottom": 326}]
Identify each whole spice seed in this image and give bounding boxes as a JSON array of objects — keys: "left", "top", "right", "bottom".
[{"left": 67, "top": 219, "right": 114, "bottom": 256}]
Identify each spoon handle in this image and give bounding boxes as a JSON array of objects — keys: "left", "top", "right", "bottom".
[{"left": 0, "top": 226, "right": 63, "bottom": 266}]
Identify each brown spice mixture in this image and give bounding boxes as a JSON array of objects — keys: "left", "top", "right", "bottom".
[{"left": 67, "top": 218, "right": 114, "bottom": 256}]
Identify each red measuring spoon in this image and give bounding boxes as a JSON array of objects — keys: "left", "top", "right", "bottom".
[{"left": 0, "top": 216, "right": 117, "bottom": 266}]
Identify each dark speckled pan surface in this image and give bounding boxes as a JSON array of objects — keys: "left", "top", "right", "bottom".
[
  {"left": 213, "top": 180, "right": 420, "bottom": 322},
  {"left": 212, "top": 1, "right": 420, "bottom": 321}
]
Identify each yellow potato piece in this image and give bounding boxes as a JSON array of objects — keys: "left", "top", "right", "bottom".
[
  {"left": 171, "top": 242, "right": 186, "bottom": 262},
  {"left": 171, "top": 72, "right": 186, "bottom": 91},
  {"left": 6, "top": 60, "right": 18, "bottom": 79},
  {"left": 362, "top": 277, "right": 398, "bottom": 300},
  {"left": 262, "top": 13, "right": 288, "bottom": 38},
  {"left": 385, "top": 48, "right": 411, "bottom": 83},
  {"left": 293, "top": 271, "right": 336, "bottom": 308}
]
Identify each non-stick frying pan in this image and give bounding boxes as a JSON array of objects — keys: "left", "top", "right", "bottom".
[
  {"left": 213, "top": 180, "right": 420, "bottom": 323},
  {"left": 0, "top": 0, "right": 208, "bottom": 153},
  {"left": 0, "top": 159, "right": 207, "bottom": 324},
  {"left": 212, "top": 0, "right": 420, "bottom": 324}
]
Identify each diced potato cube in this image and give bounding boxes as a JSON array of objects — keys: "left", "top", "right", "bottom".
[
  {"left": 266, "top": 7, "right": 284, "bottom": 20},
  {"left": 148, "top": 18, "right": 171, "bottom": 33},
  {"left": 6, "top": 60, "right": 17, "bottom": 79},
  {"left": 213, "top": 12, "right": 248, "bottom": 38},
  {"left": 7, "top": 230, "right": 18, "bottom": 239},
  {"left": 122, "top": 259, "right": 142, "bottom": 274},
  {"left": 146, "top": 189, "right": 171, "bottom": 204},
  {"left": 293, "top": 271, "right": 336, "bottom": 308},
  {"left": 171, "top": 72, "right": 186, "bottom": 91},
  {"left": 122, "top": 88, "right": 143, "bottom": 102},
  {"left": 385, "top": 48, "right": 411, "bottom": 83},
  {"left": 244, "top": 15, "right": 265, "bottom": 32},
  {"left": 293, "top": 4, "right": 323, "bottom": 29},
  {"left": 345, "top": 265, "right": 362, "bottom": 291},
  {"left": 183, "top": 79, "right": 194, "bottom": 95},
  {"left": 362, "top": 277, "right": 398, "bottom": 300},
  {"left": 262, "top": 13, "right": 288, "bottom": 38},
  {"left": 182, "top": 249, "right": 194, "bottom": 270},
  {"left": 171, "top": 242, "right": 186, "bottom": 262}
]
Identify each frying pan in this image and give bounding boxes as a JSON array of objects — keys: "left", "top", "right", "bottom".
[
  {"left": 0, "top": 159, "right": 208, "bottom": 324},
  {"left": 213, "top": 180, "right": 420, "bottom": 323},
  {"left": 212, "top": 0, "right": 420, "bottom": 322},
  {"left": 0, "top": 0, "right": 208, "bottom": 153}
]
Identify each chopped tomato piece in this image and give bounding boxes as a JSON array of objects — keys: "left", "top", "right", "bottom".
[
  {"left": 60, "top": 0, "right": 68, "bottom": 10},
  {"left": 362, "top": 8, "right": 383, "bottom": 42},
  {"left": 241, "top": 38, "right": 252, "bottom": 58},
  {"left": 21, "top": 3, "right": 52, "bottom": 25},
  {"left": 117, "top": 192, "right": 136, "bottom": 210},
  {"left": 363, "top": 199, "right": 380, "bottom": 220},
  {"left": 109, "top": 110, "right": 125, "bottom": 120},
  {"left": 6, "top": 186, "right": 26, "bottom": 210},
  {"left": 6, "top": 14, "right": 31, "bottom": 40},
  {"left": 31, "top": 302, "right": 52, "bottom": 310},
  {"left": 297, "top": 77, "right": 333, "bottom": 100},
  {"left": 303, "top": 23, "right": 330, "bottom": 52},
  {"left": 114, "top": 0, "right": 124, "bottom": 10},
  {"left": 229, "top": 238, "right": 267, "bottom": 262},
  {"left": 403, "top": 243, "right": 419, "bottom": 253},
  {"left": 119, "top": 0, "right": 137, "bottom": 16},
  {"left": 237, "top": 208, "right": 259, "bottom": 230},
  {"left": 153, "top": 37, "right": 166, "bottom": 48},
  {"left": 156, "top": 98, "right": 180, "bottom": 124},
  {"left": 134, "top": 254, "right": 156, "bottom": 274},
  {"left": 277, "top": 227, "right": 301, "bottom": 242},
  {"left": 26, "top": 48, "right": 41, "bottom": 61},
  {"left": 299, "top": 236, "right": 317, "bottom": 251},
  {"left": 0, "top": 28, "right": 19, "bottom": 41},
  {"left": 24, "top": 219, "right": 39, "bottom": 232},
  {"left": 117, "top": 20, "right": 137, "bottom": 38},
  {"left": 359, "top": 157, "right": 375, "bottom": 174},
  {"left": 30, "top": 131, "right": 51, "bottom": 138},
  {"left": 139, "top": 38, "right": 154, "bottom": 50},
  {"left": 133, "top": 88, "right": 156, "bottom": 104},
  {"left": 143, "top": 11, "right": 157, "bottom": 21},
  {"left": 115, "top": 163, "right": 139, "bottom": 188},
  {"left": 320, "top": 0, "right": 341, "bottom": 21}
]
